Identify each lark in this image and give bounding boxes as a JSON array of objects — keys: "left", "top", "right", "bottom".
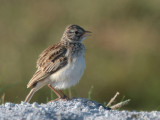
[{"left": 25, "top": 25, "right": 91, "bottom": 102}]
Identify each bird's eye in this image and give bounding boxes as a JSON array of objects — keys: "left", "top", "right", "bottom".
[{"left": 75, "top": 31, "right": 79, "bottom": 34}]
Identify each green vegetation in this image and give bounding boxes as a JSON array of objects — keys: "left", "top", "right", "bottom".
[
  {"left": 0, "top": 0, "right": 160, "bottom": 110},
  {"left": 0, "top": 94, "right": 5, "bottom": 104},
  {"left": 88, "top": 86, "right": 94, "bottom": 100}
]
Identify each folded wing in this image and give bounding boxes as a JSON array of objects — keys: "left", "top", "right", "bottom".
[{"left": 27, "top": 43, "right": 68, "bottom": 88}]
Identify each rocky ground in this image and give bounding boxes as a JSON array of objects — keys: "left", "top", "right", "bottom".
[{"left": 0, "top": 98, "right": 159, "bottom": 120}]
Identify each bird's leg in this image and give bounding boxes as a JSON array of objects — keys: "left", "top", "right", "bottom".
[
  {"left": 59, "top": 90, "right": 70, "bottom": 100},
  {"left": 48, "top": 84, "right": 62, "bottom": 101},
  {"left": 48, "top": 84, "right": 69, "bottom": 102}
]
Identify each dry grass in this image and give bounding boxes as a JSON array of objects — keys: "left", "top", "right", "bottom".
[{"left": 107, "top": 92, "right": 130, "bottom": 110}]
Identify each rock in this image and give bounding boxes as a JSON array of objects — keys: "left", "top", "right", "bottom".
[{"left": 0, "top": 98, "right": 159, "bottom": 120}]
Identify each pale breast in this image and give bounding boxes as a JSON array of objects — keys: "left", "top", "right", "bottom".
[{"left": 49, "top": 54, "right": 86, "bottom": 89}]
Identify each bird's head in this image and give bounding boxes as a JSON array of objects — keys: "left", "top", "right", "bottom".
[{"left": 62, "top": 24, "right": 91, "bottom": 42}]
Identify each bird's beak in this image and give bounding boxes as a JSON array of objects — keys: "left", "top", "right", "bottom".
[
  {"left": 85, "top": 31, "right": 92, "bottom": 33},
  {"left": 83, "top": 31, "right": 92, "bottom": 37}
]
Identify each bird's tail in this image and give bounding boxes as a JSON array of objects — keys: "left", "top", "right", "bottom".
[{"left": 25, "top": 88, "right": 36, "bottom": 103}]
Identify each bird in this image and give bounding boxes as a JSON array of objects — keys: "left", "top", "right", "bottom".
[{"left": 25, "top": 24, "right": 91, "bottom": 103}]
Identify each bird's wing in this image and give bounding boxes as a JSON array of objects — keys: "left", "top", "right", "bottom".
[{"left": 27, "top": 43, "right": 68, "bottom": 88}]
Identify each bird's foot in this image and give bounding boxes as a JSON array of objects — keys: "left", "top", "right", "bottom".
[
  {"left": 48, "top": 98, "right": 61, "bottom": 102},
  {"left": 62, "top": 95, "right": 70, "bottom": 100},
  {"left": 48, "top": 96, "right": 70, "bottom": 103}
]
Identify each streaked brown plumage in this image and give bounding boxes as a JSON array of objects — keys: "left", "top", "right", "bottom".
[
  {"left": 25, "top": 24, "right": 91, "bottom": 103},
  {"left": 27, "top": 42, "right": 68, "bottom": 88}
]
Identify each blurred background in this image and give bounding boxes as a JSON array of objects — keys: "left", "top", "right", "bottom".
[{"left": 0, "top": 0, "right": 160, "bottom": 110}]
